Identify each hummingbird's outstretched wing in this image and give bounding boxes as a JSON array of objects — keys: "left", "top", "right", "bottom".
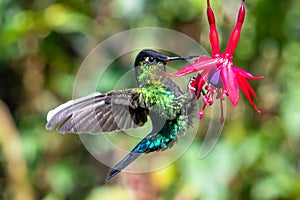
[{"left": 46, "top": 89, "right": 149, "bottom": 134}]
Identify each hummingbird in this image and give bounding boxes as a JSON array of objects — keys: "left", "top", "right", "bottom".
[{"left": 46, "top": 49, "right": 197, "bottom": 181}]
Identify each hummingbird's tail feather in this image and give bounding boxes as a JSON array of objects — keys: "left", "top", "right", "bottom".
[
  {"left": 106, "top": 151, "right": 141, "bottom": 181},
  {"left": 106, "top": 131, "right": 154, "bottom": 181},
  {"left": 106, "top": 122, "right": 179, "bottom": 181}
]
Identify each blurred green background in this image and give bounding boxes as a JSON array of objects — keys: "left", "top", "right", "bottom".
[{"left": 1, "top": 0, "right": 300, "bottom": 199}]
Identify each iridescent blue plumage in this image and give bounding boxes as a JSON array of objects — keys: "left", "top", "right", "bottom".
[{"left": 106, "top": 117, "right": 185, "bottom": 180}]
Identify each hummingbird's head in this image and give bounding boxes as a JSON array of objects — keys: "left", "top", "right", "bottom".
[
  {"left": 134, "top": 49, "right": 194, "bottom": 68},
  {"left": 134, "top": 49, "right": 168, "bottom": 68},
  {"left": 134, "top": 49, "right": 197, "bottom": 87}
]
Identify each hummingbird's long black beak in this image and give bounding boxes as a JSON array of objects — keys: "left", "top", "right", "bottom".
[{"left": 159, "top": 55, "right": 199, "bottom": 62}]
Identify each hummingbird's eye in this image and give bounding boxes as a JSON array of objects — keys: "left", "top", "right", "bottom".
[{"left": 145, "top": 56, "right": 156, "bottom": 64}]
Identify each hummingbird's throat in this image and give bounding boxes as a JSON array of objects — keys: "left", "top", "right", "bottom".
[{"left": 136, "top": 63, "right": 166, "bottom": 86}]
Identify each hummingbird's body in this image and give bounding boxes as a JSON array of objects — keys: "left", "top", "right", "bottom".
[{"left": 46, "top": 49, "right": 196, "bottom": 180}]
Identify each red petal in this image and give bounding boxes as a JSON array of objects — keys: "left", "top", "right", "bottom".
[
  {"left": 233, "top": 66, "right": 264, "bottom": 80},
  {"left": 168, "top": 56, "right": 218, "bottom": 77},
  {"left": 236, "top": 74, "right": 261, "bottom": 112},
  {"left": 207, "top": 3, "right": 221, "bottom": 56},
  {"left": 221, "top": 63, "right": 239, "bottom": 106}
]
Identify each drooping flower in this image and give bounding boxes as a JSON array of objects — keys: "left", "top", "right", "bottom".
[{"left": 170, "top": 0, "right": 263, "bottom": 122}]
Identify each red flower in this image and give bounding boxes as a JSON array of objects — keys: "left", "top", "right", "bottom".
[{"left": 170, "top": 0, "right": 263, "bottom": 122}]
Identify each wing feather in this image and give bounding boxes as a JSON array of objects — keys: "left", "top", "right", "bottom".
[{"left": 46, "top": 89, "right": 149, "bottom": 134}]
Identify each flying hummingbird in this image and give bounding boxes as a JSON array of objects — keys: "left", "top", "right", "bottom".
[{"left": 46, "top": 49, "right": 197, "bottom": 181}]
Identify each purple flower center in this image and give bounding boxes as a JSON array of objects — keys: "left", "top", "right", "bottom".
[{"left": 207, "top": 68, "right": 223, "bottom": 88}]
